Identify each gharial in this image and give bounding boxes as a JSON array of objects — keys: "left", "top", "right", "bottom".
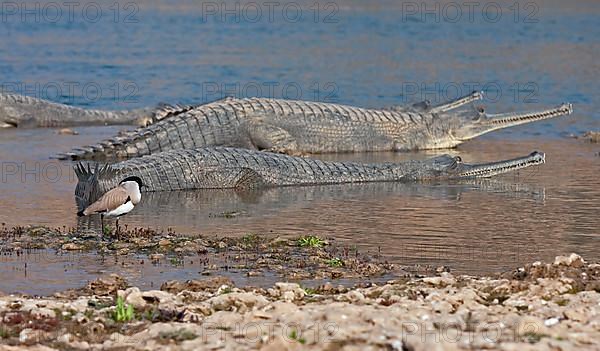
[
  {"left": 56, "top": 91, "right": 572, "bottom": 159},
  {"left": 0, "top": 92, "right": 186, "bottom": 128},
  {"left": 74, "top": 147, "right": 546, "bottom": 209}
]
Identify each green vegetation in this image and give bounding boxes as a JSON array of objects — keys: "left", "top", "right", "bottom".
[
  {"left": 302, "top": 286, "right": 318, "bottom": 295},
  {"left": 169, "top": 257, "right": 184, "bottom": 266},
  {"left": 103, "top": 225, "right": 113, "bottom": 236},
  {"left": 298, "top": 235, "right": 325, "bottom": 248},
  {"left": 112, "top": 296, "right": 135, "bottom": 323},
  {"left": 53, "top": 308, "right": 73, "bottom": 321},
  {"left": 289, "top": 329, "right": 306, "bottom": 344},
  {"left": 144, "top": 309, "right": 156, "bottom": 321},
  {"left": 565, "top": 286, "right": 581, "bottom": 295},
  {"left": 0, "top": 327, "right": 10, "bottom": 339},
  {"left": 522, "top": 332, "right": 548, "bottom": 343},
  {"left": 326, "top": 257, "right": 344, "bottom": 267},
  {"left": 242, "top": 233, "right": 260, "bottom": 245}
]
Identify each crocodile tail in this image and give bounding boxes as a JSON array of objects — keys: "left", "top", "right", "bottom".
[
  {"left": 54, "top": 97, "right": 242, "bottom": 160},
  {"left": 151, "top": 103, "right": 196, "bottom": 123},
  {"left": 52, "top": 133, "right": 135, "bottom": 160},
  {"left": 150, "top": 96, "right": 236, "bottom": 123},
  {"left": 73, "top": 162, "right": 116, "bottom": 210},
  {"left": 52, "top": 103, "right": 198, "bottom": 160}
]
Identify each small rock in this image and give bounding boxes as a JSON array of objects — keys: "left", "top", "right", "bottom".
[
  {"left": 282, "top": 291, "right": 295, "bottom": 302},
  {"left": 30, "top": 307, "right": 56, "bottom": 319},
  {"left": 320, "top": 282, "right": 334, "bottom": 293},
  {"left": 345, "top": 290, "right": 365, "bottom": 303},
  {"left": 544, "top": 317, "right": 560, "bottom": 327},
  {"left": 208, "top": 292, "right": 269, "bottom": 312},
  {"left": 19, "top": 328, "right": 48, "bottom": 343},
  {"left": 62, "top": 243, "right": 83, "bottom": 251},
  {"left": 86, "top": 274, "right": 127, "bottom": 296},
  {"left": 553, "top": 253, "right": 585, "bottom": 267},
  {"left": 564, "top": 308, "right": 589, "bottom": 323},
  {"left": 86, "top": 322, "right": 105, "bottom": 335},
  {"left": 158, "top": 239, "right": 171, "bottom": 247},
  {"left": 516, "top": 316, "right": 550, "bottom": 336},
  {"left": 275, "top": 282, "right": 305, "bottom": 301},
  {"left": 141, "top": 290, "right": 174, "bottom": 304},
  {"left": 57, "top": 333, "right": 74, "bottom": 343},
  {"left": 582, "top": 131, "right": 600, "bottom": 143},
  {"left": 423, "top": 272, "right": 456, "bottom": 287},
  {"left": 123, "top": 287, "right": 147, "bottom": 309},
  {"left": 9, "top": 300, "right": 22, "bottom": 309},
  {"left": 161, "top": 276, "right": 233, "bottom": 293},
  {"left": 149, "top": 253, "right": 164, "bottom": 262},
  {"left": 57, "top": 128, "right": 79, "bottom": 135}
]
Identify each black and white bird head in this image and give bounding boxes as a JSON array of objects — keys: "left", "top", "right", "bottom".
[
  {"left": 118, "top": 176, "right": 145, "bottom": 204},
  {"left": 119, "top": 176, "right": 145, "bottom": 188}
]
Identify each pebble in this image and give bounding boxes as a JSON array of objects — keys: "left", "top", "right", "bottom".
[
  {"left": 0, "top": 254, "right": 598, "bottom": 350},
  {"left": 544, "top": 317, "right": 560, "bottom": 327},
  {"left": 553, "top": 253, "right": 585, "bottom": 267},
  {"left": 57, "top": 128, "right": 79, "bottom": 135},
  {"left": 62, "top": 243, "right": 83, "bottom": 251},
  {"left": 158, "top": 239, "right": 171, "bottom": 247}
]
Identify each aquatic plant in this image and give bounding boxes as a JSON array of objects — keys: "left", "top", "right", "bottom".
[
  {"left": 298, "top": 235, "right": 325, "bottom": 248},
  {"left": 241, "top": 233, "right": 260, "bottom": 245},
  {"left": 326, "top": 257, "right": 344, "bottom": 267},
  {"left": 302, "top": 286, "right": 318, "bottom": 295},
  {"left": 112, "top": 296, "right": 135, "bottom": 323},
  {"left": 103, "top": 225, "right": 113, "bottom": 236}
]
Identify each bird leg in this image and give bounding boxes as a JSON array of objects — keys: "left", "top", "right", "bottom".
[
  {"left": 115, "top": 218, "right": 120, "bottom": 241},
  {"left": 100, "top": 215, "right": 105, "bottom": 239}
]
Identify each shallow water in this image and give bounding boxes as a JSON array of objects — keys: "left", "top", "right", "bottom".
[
  {"left": 0, "top": 0, "right": 599, "bottom": 294},
  {"left": 1, "top": 136, "right": 598, "bottom": 294}
]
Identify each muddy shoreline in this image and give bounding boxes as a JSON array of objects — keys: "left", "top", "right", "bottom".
[
  {"left": 1, "top": 226, "right": 599, "bottom": 350},
  {"left": 1, "top": 225, "right": 406, "bottom": 290}
]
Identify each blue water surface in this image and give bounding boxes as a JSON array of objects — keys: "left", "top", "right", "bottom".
[{"left": 0, "top": 0, "right": 598, "bottom": 137}]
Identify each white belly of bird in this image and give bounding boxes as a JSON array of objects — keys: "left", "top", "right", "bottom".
[{"left": 105, "top": 201, "right": 134, "bottom": 217}]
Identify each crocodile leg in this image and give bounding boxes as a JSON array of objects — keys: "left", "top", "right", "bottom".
[
  {"left": 196, "top": 166, "right": 266, "bottom": 189},
  {"left": 244, "top": 121, "right": 300, "bottom": 155}
]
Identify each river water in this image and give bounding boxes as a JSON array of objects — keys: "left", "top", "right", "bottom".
[{"left": 0, "top": 0, "right": 598, "bottom": 294}]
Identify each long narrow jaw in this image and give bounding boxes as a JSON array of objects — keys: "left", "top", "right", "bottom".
[
  {"left": 459, "top": 103, "right": 573, "bottom": 140},
  {"left": 484, "top": 103, "right": 573, "bottom": 128},
  {"left": 454, "top": 151, "right": 545, "bottom": 179},
  {"left": 430, "top": 90, "right": 484, "bottom": 114}
]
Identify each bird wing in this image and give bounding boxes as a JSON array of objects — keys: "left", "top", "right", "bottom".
[{"left": 82, "top": 186, "right": 129, "bottom": 215}]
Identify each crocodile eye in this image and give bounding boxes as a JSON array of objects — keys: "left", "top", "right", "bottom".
[{"left": 455, "top": 156, "right": 462, "bottom": 163}]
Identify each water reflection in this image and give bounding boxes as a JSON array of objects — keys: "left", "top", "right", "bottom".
[{"left": 74, "top": 178, "right": 546, "bottom": 230}]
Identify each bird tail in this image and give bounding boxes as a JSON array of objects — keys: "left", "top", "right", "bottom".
[
  {"left": 73, "top": 162, "right": 116, "bottom": 212},
  {"left": 77, "top": 210, "right": 85, "bottom": 217}
]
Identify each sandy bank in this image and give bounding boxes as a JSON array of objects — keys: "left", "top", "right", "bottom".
[{"left": 0, "top": 253, "right": 599, "bottom": 350}]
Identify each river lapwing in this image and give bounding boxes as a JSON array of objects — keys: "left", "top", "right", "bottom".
[{"left": 77, "top": 176, "right": 145, "bottom": 237}]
